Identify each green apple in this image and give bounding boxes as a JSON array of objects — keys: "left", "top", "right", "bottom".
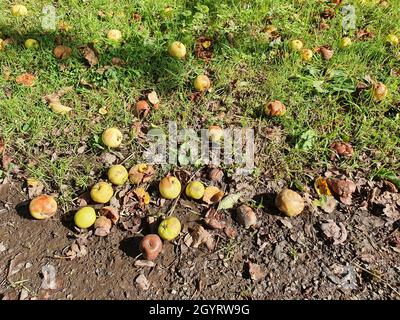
[
  {"left": 159, "top": 176, "right": 181, "bottom": 199},
  {"left": 102, "top": 127, "right": 123, "bottom": 148},
  {"left": 24, "top": 38, "right": 39, "bottom": 49},
  {"left": 185, "top": 181, "right": 205, "bottom": 200},
  {"left": 11, "top": 4, "right": 28, "bottom": 17},
  {"left": 340, "top": 37, "right": 352, "bottom": 48},
  {"left": 74, "top": 207, "right": 96, "bottom": 228},
  {"left": 90, "top": 181, "right": 114, "bottom": 203},
  {"left": 108, "top": 165, "right": 128, "bottom": 185},
  {"left": 289, "top": 39, "right": 303, "bottom": 51},
  {"left": 168, "top": 41, "right": 186, "bottom": 59},
  {"left": 158, "top": 216, "right": 181, "bottom": 241}
]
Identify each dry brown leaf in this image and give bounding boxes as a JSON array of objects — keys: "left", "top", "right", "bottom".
[
  {"left": 15, "top": 73, "right": 36, "bottom": 87},
  {"left": 80, "top": 44, "right": 99, "bottom": 67},
  {"left": 248, "top": 262, "right": 265, "bottom": 282},
  {"left": 327, "top": 178, "right": 356, "bottom": 205},
  {"left": 43, "top": 87, "right": 73, "bottom": 114},
  {"left": 190, "top": 225, "right": 215, "bottom": 251},
  {"left": 204, "top": 208, "right": 226, "bottom": 229},
  {"left": 320, "top": 220, "right": 347, "bottom": 245},
  {"left": 331, "top": 142, "right": 354, "bottom": 158},
  {"left": 27, "top": 178, "right": 45, "bottom": 199}
]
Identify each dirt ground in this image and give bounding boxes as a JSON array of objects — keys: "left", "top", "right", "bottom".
[{"left": 0, "top": 168, "right": 399, "bottom": 300}]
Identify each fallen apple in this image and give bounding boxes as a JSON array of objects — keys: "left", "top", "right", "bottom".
[
  {"left": 0, "top": 39, "right": 4, "bottom": 51},
  {"left": 135, "top": 100, "right": 150, "bottom": 116},
  {"left": 289, "top": 39, "right": 303, "bottom": 51},
  {"left": 29, "top": 195, "right": 57, "bottom": 220},
  {"left": 340, "top": 37, "right": 352, "bottom": 48},
  {"left": 140, "top": 234, "right": 163, "bottom": 260},
  {"left": 74, "top": 206, "right": 97, "bottom": 229},
  {"left": 185, "top": 181, "right": 205, "bottom": 200},
  {"left": 11, "top": 4, "right": 28, "bottom": 16},
  {"left": 264, "top": 100, "right": 286, "bottom": 116},
  {"left": 90, "top": 181, "right": 114, "bottom": 203},
  {"left": 107, "top": 29, "right": 122, "bottom": 42},
  {"left": 208, "top": 125, "right": 223, "bottom": 142},
  {"left": 53, "top": 45, "right": 72, "bottom": 59},
  {"left": 168, "top": 41, "right": 186, "bottom": 59},
  {"left": 372, "top": 82, "right": 388, "bottom": 102},
  {"left": 159, "top": 176, "right": 181, "bottom": 199},
  {"left": 102, "top": 127, "right": 123, "bottom": 148},
  {"left": 94, "top": 216, "right": 112, "bottom": 236},
  {"left": 386, "top": 34, "right": 399, "bottom": 46},
  {"left": 194, "top": 74, "right": 211, "bottom": 92},
  {"left": 275, "top": 189, "right": 305, "bottom": 217},
  {"left": 24, "top": 39, "right": 39, "bottom": 49},
  {"left": 158, "top": 216, "right": 181, "bottom": 241},
  {"left": 301, "top": 49, "right": 313, "bottom": 61},
  {"left": 108, "top": 164, "right": 128, "bottom": 185}
]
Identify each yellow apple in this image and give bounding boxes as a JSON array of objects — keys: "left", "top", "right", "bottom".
[
  {"left": 90, "top": 181, "right": 114, "bottom": 203},
  {"left": 159, "top": 176, "right": 181, "bottom": 199},
  {"left": 11, "top": 4, "right": 28, "bottom": 17},
  {"left": 74, "top": 207, "right": 96, "bottom": 228},
  {"left": 102, "top": 127, "right": 123, "bottom": 148},
  {"left": 107, "top": 29, "right": 122, "bottom": 42},
  {"left": 29, "top": 195, "right": 57, "bottom": 220},
  {"left": 340, "top": 37, "right": 352, "bottom": 48},
  {"left": 301, "top": 49, "right": 313, "bottom": 61},
  {"left": 275, "top": 189, "right": 305, "bottom": 217},
  {"left": 108, "top": 164, "right": 128, "bottom": 185},
  {"left": 24, "top": 39, "right": 39, "bottom": 49},
  {"left": 208, "top": 125, "right": 223, "bottom": 142},
  {"left": 387, "top": 34, "right": 399, "bottom": 46},
  {"left": 289, "top": 39, "right": 303, "bottom": 51},
  {"left": 194, "top": 74, "right": 211, "bottom": 92},
  {"left": 158, "top": 216, "right": 181, "bottom": 241},
  {"left": 168, "top": 41, "right": 186, "bottom": 59},
  {"left": 185, "top": 181, "right": 205, "bottom": 200}
]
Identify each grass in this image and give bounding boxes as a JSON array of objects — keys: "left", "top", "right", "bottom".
[{"left": 0, "top": 0, "right": 399, "bottom": 207}]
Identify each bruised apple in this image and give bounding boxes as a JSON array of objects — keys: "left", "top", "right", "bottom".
[
  {"left": 53, "top": 45, "right": 72, "bottom": 59},
  {"left": 264, "top": 100, "right": 286, "bottom": 116},
  {"left": 29, "top": 195, "right": 57, "bottom": 220},
  {"left": 107, "top": 29, "right": 122, "bottom": 42},
  {"left": 208, "top": 125, "right": 223, "bottom": 142},
  {"left": 102, "top": 127, "right": 123, "bottom": 148},
  {"left": 159, "top": 176, "right": 181, "bottom": 199},
  {"left": 301, "top": 49, "right": 313, "bottom": 61},
  {"left": 90, "top": 182, "right": 114, "bottom": 203},
  {"left": 168, "top": 41, "right": 186, "bottom": 59},
  {"left": 140, "top": 234, "right": 163, "bottom": 260}
]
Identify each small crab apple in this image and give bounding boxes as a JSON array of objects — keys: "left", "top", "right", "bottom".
[
  {"left": 264, "top": 100, "right": 286, "bottom": 116},
  {"left": 11, "top": 4, "right": 28, "bottom": 16},
  {"left": 158, "top": 217, "right": 181, "bottom": 241},
  {"left": 289, "top": 39, "right": 303, "bottom": 51},
  {"left": 340, "top": 37, "right": 352, "bottom": 48},
  {"left": 301, "top": 48, "right": 313, "bottom": 61},
  {"left": 159, "top": 176, "right": 181, "bottom": 199},
  {"left": 168, "top": 41, "right": 186, "bottom": 59},
  {"left": 29, "top": 195, "right": 57, "bottom": 220},
  {"left": 107, "top": 29, "right": 122, "bottom": 42},
  {"left": 386, "top": 34, "right": 399, "bottom": 46},
  {"left": 102, "top": 127, "right": 123, "bottom": 148},
  {"left": 208, "top": 125, "right": 223, "bottom": 142},
  {"left": 372, "top": 82, "right": 388, "bottom": 102},
  {"left": 194, "top": 74, "right": 211, "bottom": 92},
  {"left": 90, "top": 182, "right": 114, "bottom": 204},
  {"left": 275, "top": 189, "right": 305, "bottom": 217},
  {"left": 185, "top": 181, "right": 205, "bottom": 200},
  {"left": 74, "top": 206, "right": 96, "bottom": 229},
  {"left": 53, "top": 45, "right": 72, "bottom": 59},
  {"left": 24, "top": 39, "right": 39, "bottom": 49},
  {"left": 140, "top": 234, "right": 163, "bottom": 260},
  {"left": 108, "top": 164, "right": 128, "bottom": 185}
]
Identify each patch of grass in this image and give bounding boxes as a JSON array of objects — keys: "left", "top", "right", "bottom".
[{"left": 0, "top": 0, "right": 399, "bottom": 206}]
